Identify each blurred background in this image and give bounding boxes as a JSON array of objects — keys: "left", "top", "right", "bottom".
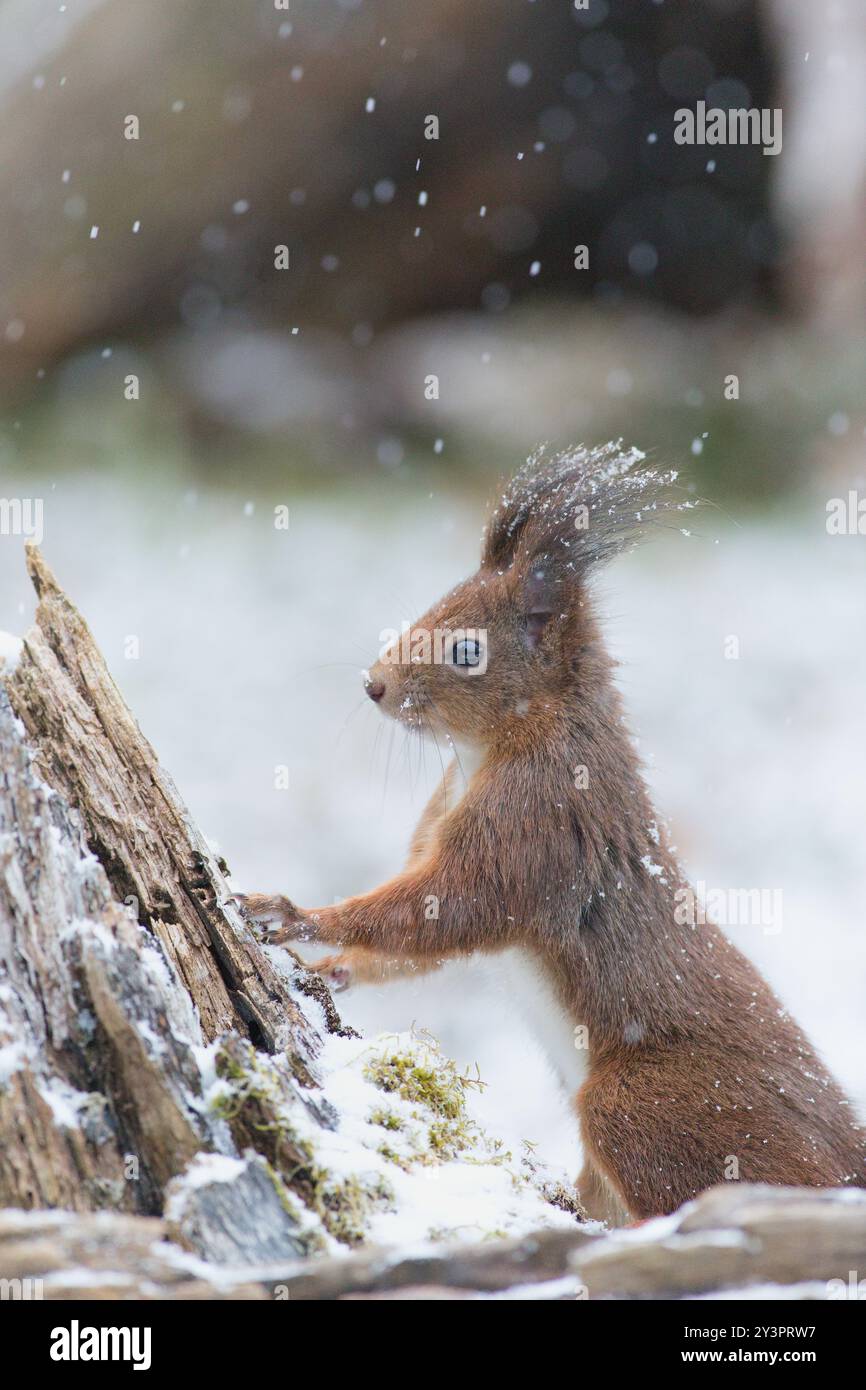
[{"left": 0, "top": 0, "right": 864, "bottom": 1173}]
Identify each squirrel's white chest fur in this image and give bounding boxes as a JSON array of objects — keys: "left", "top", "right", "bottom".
[
  {"left": 444, "top": 742, "right": 486, "bottom": 813},
  {"left": 443, "top": 749, "right": 587, "bottom": 1096},
  {"left": 494, "top": 948, "right": 589, "bottom": 1096}
]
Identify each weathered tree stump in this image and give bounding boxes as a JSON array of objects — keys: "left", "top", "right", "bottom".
[
  {"left": 6, "top": 543, "right": 331, "bottom": 1059},
  {"left": 0, "top": 544, "right": 345, "bottom": 1256}
]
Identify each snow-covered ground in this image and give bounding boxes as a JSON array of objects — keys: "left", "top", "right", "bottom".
[{"left": 1, "top": 468, "right": 863, "bottom": 1180}]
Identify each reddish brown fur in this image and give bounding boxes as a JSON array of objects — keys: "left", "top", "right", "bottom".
[{"left": 244, "top": 445, "right": 864, "bottom": 1221}]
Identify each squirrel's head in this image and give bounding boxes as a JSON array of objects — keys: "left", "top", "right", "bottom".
[{"left": 364, "top": 443, "right": 683, "bottom": 748}]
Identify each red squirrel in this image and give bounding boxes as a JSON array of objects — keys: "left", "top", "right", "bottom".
[{"left": 242, "top": 443, "right": 864, "bottom": 1223}]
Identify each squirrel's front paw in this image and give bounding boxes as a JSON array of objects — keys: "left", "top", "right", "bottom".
[
  {"left": 235, "top": 893, "right": 306, "bottom": 942},
  {"left": 311, "top": 953, "right": 353, "bottom": 993}
]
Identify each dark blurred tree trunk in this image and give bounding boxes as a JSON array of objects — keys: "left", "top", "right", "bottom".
[{"left": 0, "top": 0, "right": 777, "bottom": 396}]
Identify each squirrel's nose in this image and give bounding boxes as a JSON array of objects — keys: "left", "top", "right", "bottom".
[{"left": 365, "top": 677, "right": 386, "bottom": 703}]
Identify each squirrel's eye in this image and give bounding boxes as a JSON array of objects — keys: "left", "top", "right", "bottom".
[{"left": 452, "top": 638, "right": 481, "bottom": 668}]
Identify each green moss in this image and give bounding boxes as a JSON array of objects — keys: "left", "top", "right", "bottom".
[
  {"left": 376, "top": 1142, "right": 414, "bottom": 1172},
  {"left": 212, "top": 1037, "right": 399, "bottom": 1248},
  {"left": 363, "top": 1040, "right": 493, "bottom": 1168},
  {"left": 213, "top": 1043, "right": 315, "bottom": 1182},
  {"left": 368, "top": 1107, "right": 404, "bottom": 1132},
  {"left": 211, "top": 1033, "right": 531, "bottom": 1250},
  {"left": 363, "top": 1046, "right": 482, "bottom": 1120},
  {"left": 425, "top": 1116, "right": 473, "bottom": 1161},
  {"left": 261, "top": 1161, "right": 328, "bottom": 1256},
  {"left": 312, "top": 1170, "right": 395, "bottom": 1246},
  {"left": 262, "top": 1160, "right": 302, "bottom": 1224},
  {"left": 364, "top": 1044, "right": 482, "bottom": 1123}
]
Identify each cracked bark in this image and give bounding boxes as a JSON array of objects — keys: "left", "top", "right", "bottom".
[
  {"left": 6, "top": 542, "right": 332, "bottom": 1064},
  {"left": 0, "top": 544, "right": 346, "bottom": 1248}
]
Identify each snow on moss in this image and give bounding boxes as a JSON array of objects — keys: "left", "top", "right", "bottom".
[
  {"left": 298, "top": 1026, "right": 584, "bottom": 1249},
  {"left": 204, "top": 1004, "right": 585, "bottom": 1254}
]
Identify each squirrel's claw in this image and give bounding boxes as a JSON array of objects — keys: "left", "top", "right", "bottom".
[{"left": 234, "top": 892, "right": 305, "bottom": 942}]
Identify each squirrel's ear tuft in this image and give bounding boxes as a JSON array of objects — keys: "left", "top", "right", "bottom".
[{"left": 482, "top": 441, "right": 688, "bottom": 577}]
